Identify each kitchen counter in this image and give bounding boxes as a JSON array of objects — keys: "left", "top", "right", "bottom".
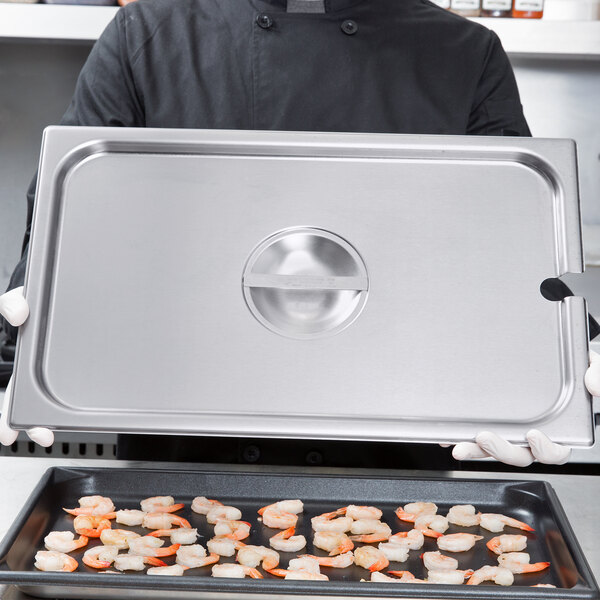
[{"left": 0, "top": 457, "right": 597, "bottom": 599}]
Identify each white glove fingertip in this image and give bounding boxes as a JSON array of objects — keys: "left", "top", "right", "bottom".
[
  {"left": 26, "top": 428, "right": 54, "bottom": 448},
  {"left": 452, "top": 442, "right": 491, "bottom": 461},
  {"left": 0, "top": 287, "right": 29, "bottom": 327},
  {"left": 475, "top": 431, "right": 535, "bottom": 468},
  {"left": 584, "top": 358, "right": 600, "bottom": 397},
  {"left": 526, "top": 429, "right": 571, "bottom": 465},
  {"left": 0, "top": 423, "right": 18, "bottom": 446}
]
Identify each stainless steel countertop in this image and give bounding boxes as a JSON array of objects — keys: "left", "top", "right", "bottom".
[{"left": 0, "top": 456, "right": 597, "bottom": 600}]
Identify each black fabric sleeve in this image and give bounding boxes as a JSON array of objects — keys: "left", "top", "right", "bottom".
[
  {"left": 2, "top": 10, "right": 145, "bottom": 342},
  {"left": 467, "top": 31, "right": 531, "bottom": 137}
]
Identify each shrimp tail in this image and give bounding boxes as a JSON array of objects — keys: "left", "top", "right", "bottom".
[
  {"left": 519, "top": 562, "right": 551, "bottom": 574},
  {"left": 154, "top": 503, "right": 185, "bottom": 513},
  {"left": 62, "top": 556, "right": 79, "bottom": 572},
  {"left": 349, "top": 533, "right": 389, "bottom": 543},
  {"left": 328, "top": 537, "right": 354, "bottom": 556},
  {"left": 172, "top": 515, "right": 191, "bottom": 528},
  {"left": 486, "top": 537, "right": 501, "bottom": 555},
  {"left": 258, "top": 503, "right": 274, "bottom": 516},
  {"left": 144, "top": 557, "right": 167, "bottom": 567},
  {"left": 388, "top": 570, "right": 414, "bottom": 579},
  {"left": 74, "top": 535, "right": 89, "bottom": 550},
  {"left": 266, "top": 568, "right": 288, "bottom": 578},
  {"left": 82, "top": 556, "right": 111, "bottom": 569},
  {"left": 394, "top": 508, "right": 416, "bottom": 523},
  {"left": 147, "top": 529, "right": 175, "bottom": 538},
  {"left": 368, "top": 556, "right": 390, "bottom": 572},
  {"left": 421, "top": 528, "right": 444, "bottom": 539},
  {"left": 245, "top": 566, "right": 264, "bottom": 579},
  {"left": 63, "top": 507, "right": 87, "bottom": 516},
  {"left": 154, "top": 543, "right": 181, "bottom": 557}
]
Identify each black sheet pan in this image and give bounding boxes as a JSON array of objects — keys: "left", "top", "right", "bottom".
[{"left": 0, "top": 467, "right": 597, "bottom": 599}]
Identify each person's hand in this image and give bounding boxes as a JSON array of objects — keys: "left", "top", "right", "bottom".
[
  {"left": 0, "top": 287, "right": 54, "bottom": 447},
  {"left": 448, "top": 350, "right": 600, "bottom": 467}
]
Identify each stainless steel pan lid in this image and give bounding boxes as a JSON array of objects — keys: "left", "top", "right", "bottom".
[{"left": 9, "top": 127, "right": 594, "bottom": 445}]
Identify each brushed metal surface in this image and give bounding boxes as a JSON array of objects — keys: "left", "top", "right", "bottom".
[{"left": 8, "top": 127, "right": 594, "bottom": 445}]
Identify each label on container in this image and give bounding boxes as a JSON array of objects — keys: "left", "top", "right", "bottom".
[
  {"left": 431, "top": 0, "right": 451, "bottom": 8},
  {"left": 514, "top": 0, "right": 544, "bottom": 9},
  {"left": 450, "top": 0, "right": 480, "bottom": 9},
  {"left": 482, "top": 0, "right": 511, "bottom": 9}
]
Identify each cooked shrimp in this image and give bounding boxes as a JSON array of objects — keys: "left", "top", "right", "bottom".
[
  {"left": 447, "top": 505, "right": 480, "bottom": 527},
  {"left": 147, "top": 564, "right": 186, "bottom": 576},
  {"left": 260, "top": 507, "right": 298, "bottom": 530},
  {"left": 377, "top": 542, "right": 409, "bottom": 563},
  {"left": 237, "top": 545, "right": 280, "bottom": 570},
  {"left": 176, "top": 547, "right": 219, "bottom": 569},
  {"left": 480, "top": 514, "right": 534, "bottom": 533},
  {"left": 427, "top": 569, "right": 473, "bottom": 584},
  {"left": 142, "top": 512, "right": 190, "bottom": 530},
  {"left": 487, "top": 535, "right": 528, "bottom": 555},
  {"left": 498, "top": 552, "right": 550, "bottom": 574},
  {"left": 44, "top": 531, "right": 88, "bottom": 553},
  {"left": 467, "top": 565, "right": 514, "bottom": 586},
  {"left": 388, "top": 529, "right": 424, "bottom": 550},
  {"left": 207, "top": 536, "right": 245, "bottom": 557},
  {"left": 532, "top": 584, "right": 556, "bottom": 588},
  {"left": 311, "top": 509, "right": 352, "bottom": 533},
  {"left": 34, "top": 551, "right": 78, "bottom": 572},
  {"left": 115, "top": 509, "right": 145, "bottom": 526},
  {"left": 298, "top": 552, "right": 354, "bottom": 568},
  {"left": 342, "top": 505, "right": 383, "bottom": 521},
  {"left": 354, "top": 546, "right": 389, "bottom": 572},
  {"left": 422, "top": 551, "right": 458, "bottom": 571},
  {"left": 437, "top": 533, "right": 483, "bottom": 552},
  {"left": 212, "top": 563, "right": 263, "bottom": 578},
  {"left": 414, "top": 514, "right": 448, "bottom": 537},
  {"left": 100, "top": 529, "right": 140, "bottom": 550},
  {"left": 113, "top": 555, "right": 165, "bottom": 572},
  {"left": 73, "top": 515, "right": 111, "bottom": 538},
  {"left": 128, "top": 535, "right": 180, "bottom": 557},
  {"left": 191, "top": 496, "right": 223, "bottom": 515},
  {"left": 82, "top": 545, "right": 120, "bottom": 569},
  {"left": 214, "top": 519, "right": 251, "bottom": 540},
  {"left": 258, "top": 500, "right": 304, "bottom": 516},
  {"left": 395, "top": 502, "right": 437, "bottom": 523},
  {"left": 206, "top": 505, "right": 242, "bottom": 524},
  {"left": 349, "top": 520, "right": 392, "bottom": 543},
  {"left": 63, "top": 496, "right": 115, "bottom": 517},
  {"left": 140, "top": 496, "right": 184, "bottom": 514},
  {"left": 288, "top": 557, "right": 321, "bottom": 574},
  {"left": 269, "top": 526, "right": 306, "bottom": 552},
  {"left": 148, "top": 528, "right": 198, "bottom": 545},
  {"left": 313, "top": 531, "right": 354, "bottom": 556}
]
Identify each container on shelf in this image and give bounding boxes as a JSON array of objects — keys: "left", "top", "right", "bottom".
[
  {"left": 450, "top": 0, "right": 481, "bottom": 16},
  {"left": 481, "top": 0, "right": 512, "bottom": 16},
  {"left": 512, "top": 0, "right": 544, "bottom": 18}
]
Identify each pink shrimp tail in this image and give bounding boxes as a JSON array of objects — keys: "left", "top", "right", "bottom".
[
  {"left": 368, "top": 556, "right": 390, "bottom": 572},
  {"left": 519, "top": 562, "right": 550, "bottom": 573},
  {"left": 421, "top": 528, "right": 443, "bottom": 539},
  {"left": 154, "top": 543, "right": 180, "bottom": 557},
  {"left": 394, "top": 508, "right": 416, "bottom": 523},
  {"left": 267, "top": 568, "right": 288, "bottom": 578},
  {"left": 154, "top": 503, "right": 185, "bottom": 513},
  {"left": 388, "top": 570, "right": 414, "bottom": 579},
  {"left": 144, "top": 557, "right": 167, "bottom": 567},
  {"left": 147, "top": 529, "right": 175, "bottom": 538}
]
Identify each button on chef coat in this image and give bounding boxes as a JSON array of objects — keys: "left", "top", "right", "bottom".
[{"left": 5, "top": 0, "right": 532, "bottom": 338}]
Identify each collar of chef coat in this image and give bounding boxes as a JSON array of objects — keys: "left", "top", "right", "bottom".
[{"left": 259, "top": 0, "right": 364, "bottom": 12}]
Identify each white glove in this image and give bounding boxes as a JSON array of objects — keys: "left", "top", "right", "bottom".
[
  {"left": 0, "top": 287, "right": 54, "bottom": 447},
  {"left": 448, "top": 350, "right": 600, "bottom": 467}
]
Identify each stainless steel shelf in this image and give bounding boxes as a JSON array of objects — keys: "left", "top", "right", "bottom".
[{"left": 0, "top": 3, "right": 599, "bottom": 58}]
